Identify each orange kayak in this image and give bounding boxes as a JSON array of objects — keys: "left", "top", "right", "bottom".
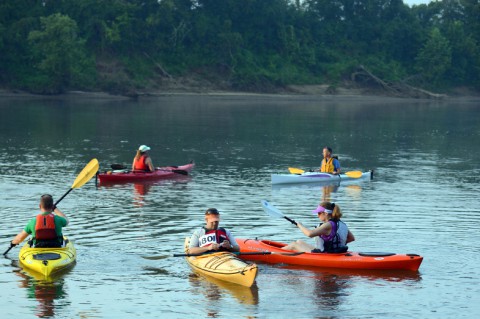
[{"left": 236, "top": 238, "right": 423, "bottom": 271}]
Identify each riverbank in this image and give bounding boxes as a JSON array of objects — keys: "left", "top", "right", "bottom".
[{"left": 1, "top": 84, "right": 479, "bottom": 102}]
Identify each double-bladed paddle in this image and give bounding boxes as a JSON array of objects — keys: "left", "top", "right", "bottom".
[
  {"left": 3, "top": 158, "right": 99, "bottom": 256},
  {"left": 172, "top": 251, "right": 302, "bottom": 257},
  {"left": 175, "top": 251, "right": 269, "bottom": 257},
  {"left": 288, "top": 167, "right": 363, "bottom": 178},
  {"left": 110, "top": 164, "right": 189, "bottom": 175},
  {"left": 261, "top": 199, "right": 297, "bottom": 226}
]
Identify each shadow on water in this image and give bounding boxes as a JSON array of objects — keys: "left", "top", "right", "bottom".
[{"left": 188, "top": 273, "right": 259, "bottom": 306}]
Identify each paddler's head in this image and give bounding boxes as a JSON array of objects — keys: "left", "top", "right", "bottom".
[
  {"left": 138, "top": 145, "right": 151, "bottom": 153},
  {"left": 205, "top": 208, "right": 220, "bottom": 230},
  {"left": 40, "top": 194, "right": 54, "bottom": 212},
  {"left": 322, "top": 147, "right": 332, "bottom": 159},
  {"left": 312, "top": 202, "right": 341, "bottom": 221}
]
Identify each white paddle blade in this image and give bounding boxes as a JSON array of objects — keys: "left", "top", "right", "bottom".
[{"left": 261, "top": 200, "right": 285, "bottom": 219}]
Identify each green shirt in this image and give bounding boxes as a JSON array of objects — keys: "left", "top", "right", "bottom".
[{"left": 24, "top": 212, "right": 68, "bottom": 244}]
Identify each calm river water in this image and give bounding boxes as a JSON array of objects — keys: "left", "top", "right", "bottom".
[{"left": 0, "top": 94, "right": 479, "bottom": 318}]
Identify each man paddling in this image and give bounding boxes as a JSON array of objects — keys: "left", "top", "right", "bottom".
[
  {"left": 187, "top": 208, "right": 240, "bottom": 254},
  {"left": 10, "top": 194, "right": 69, "bottom": 248},
  {"left": 320, "top": 146, "right": 341, "bottom": 175}
]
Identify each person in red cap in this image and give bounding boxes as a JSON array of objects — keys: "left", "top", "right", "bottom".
[
  {"left": 282, "top": 202, "right": 354, "bottom": 253},
  {"left": 132, "top": 145, "right": 154, "bottom": 172},
  {"left": 187, "top": 208, "right": 240, "bottom": 254}
]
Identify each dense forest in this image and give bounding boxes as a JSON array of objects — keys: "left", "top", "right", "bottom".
[{"left": 0, "top": 0, "right": 479, "bottom": 96}]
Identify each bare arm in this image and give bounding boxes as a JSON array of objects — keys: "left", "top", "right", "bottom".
[
  {"left": 346, "top": 230, "right": 355, "bottom": 243},
  {"left": 146, "top": 157, "right": 154, "bottom": 172},
  {"left": 221, "top": 231, "right": 240, "bottom": 252},
  {"left": 188, "top": 243, "right": 221, "bottom": 254},
  {"left": 297, "top": 222, "right": 331, "bottom": 238},
  {"left": 12, "top": 230, "right": 29, "bottom": 245}
]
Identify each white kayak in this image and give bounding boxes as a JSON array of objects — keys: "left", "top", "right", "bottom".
[{"left": 271, "top": 170, "right": 373, "bottom": 185}]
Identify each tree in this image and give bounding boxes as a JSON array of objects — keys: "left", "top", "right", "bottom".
[
  {"left": 415, "top": 28, "right": 452, "bottom": 85},
  {"left": 28, "top": 13, "right": 94, "bottom": 93}
]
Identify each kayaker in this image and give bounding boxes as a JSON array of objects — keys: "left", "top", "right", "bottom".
[
  {"left": 320, "top": 147, "right": 341, "bottom": 175},
  {"left": 282, "top": 202, "right": 354, "bottom": 253},
  {"left": 10, "top": 194, "right": 69, "bottom": 248},
  {"left": 132, "top": 144, "right": 154, "bottom": 172},
  {"left": 187, "top": 208, "right": 240, "bottom": 254}
]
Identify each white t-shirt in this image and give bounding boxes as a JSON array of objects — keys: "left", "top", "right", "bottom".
[{"left": 189, "top": 227, "right": 239, "bottom": 250}]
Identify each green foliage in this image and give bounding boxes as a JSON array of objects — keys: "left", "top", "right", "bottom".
[
  {"left": 415, "top": 28, "right": 452, "bottom": 86},
  {"left": 0, "top": 0, "right": 479, "bottom": 93},
  {"left": 27, "top": 13, "right": 96, "bottom": 93}
]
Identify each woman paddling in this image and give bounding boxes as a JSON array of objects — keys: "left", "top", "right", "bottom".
[
  {"left": 132, "top": 145, "right": 154, "bottom": 172},
  {"left": 282, "top": 202, "right": 354, "bottom": 253}
]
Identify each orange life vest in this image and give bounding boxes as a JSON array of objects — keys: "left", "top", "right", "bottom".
[
  {"left": 321, "top": 157, "right": 335, "bottom": 173},
  {"left": 35, "top": 214, "right": 57, "bottom": 240},
  {"left": 134, "top": 154, "right": 149, "bottom": 171}
]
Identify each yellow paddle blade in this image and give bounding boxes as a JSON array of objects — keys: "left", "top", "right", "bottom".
[
  {"left": 71, "top": 158, "right": 99, "bottom": 189},
  {"left": 345, "top": 171, "right": 363, "bottom": 178},
  {"left": 288, "top": 167, "right": 305, "bottom": 174}
]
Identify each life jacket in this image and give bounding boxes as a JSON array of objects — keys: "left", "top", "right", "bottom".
[
  {"left": 320, "top": 157, "right": 335, "bottom": 173},
  {"left": 320, "top": 220, "right": 347, "bottom": 253},
  {"left": 134, "top": 154, "right": 149, "bottom": 171},
  {"left": 198, "top": 228, "right": 228, "bottom": 248},
  {"left": 35, "top": 214, "right": 57, "bottom": 240}
]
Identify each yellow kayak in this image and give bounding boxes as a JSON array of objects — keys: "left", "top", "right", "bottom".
[
  {"left": 18, "top": 236, "right": 76, "bottom": 277},
  {"left": 184, "top": 237, "right": 258, "bottom": 287}
]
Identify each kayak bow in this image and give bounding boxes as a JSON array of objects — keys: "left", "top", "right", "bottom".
[
  {"left": 183, "top": 237, "right": 258, "bottom": 287},
  {"left": 18, "top": 236, "right": 76, "bottom": 277}
]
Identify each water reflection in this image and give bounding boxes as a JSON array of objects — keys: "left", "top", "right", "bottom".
[
  {"left": 279, "top": 264, "right": 422, "bottom": 282},
  {"left": 14, "top": 270, "right": 68, "bottom": 318},
  {"left": 96, "top": 176, "right": 192, "bottom": 207},
  {"left": 1, "top": 97, "right": 479, "bottom": 318},
  {"left": 188, "top": 273, "right": 259, "bottom": 306},
  {"left": 277, "top": 265, "right": 421, "bottom": 311},
  {"left": 321, "top": 184, "right": 340, "bottom": 202},
  {"left": 133, "top": 182, "right": 153, "bottom": 207}
]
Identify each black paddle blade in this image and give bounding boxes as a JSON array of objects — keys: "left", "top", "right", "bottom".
[
  {"left": 111, "top": 164, "right": 127, "bottom": 170},
  {"left": 172, "top": 169, "right": 188, "bottom": 176}
]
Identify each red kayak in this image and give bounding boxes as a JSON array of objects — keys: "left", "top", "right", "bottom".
[
  {"left": 97, "top": 163, "right": 194, "bottom": 183},
  {"left": 236, "top": 238, "right": 423, "bottom": 271}
]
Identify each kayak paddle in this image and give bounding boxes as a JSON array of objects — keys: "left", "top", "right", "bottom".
[
  {"left": 110, "top": 163, "right": 188, "bottom": 175},
  {"left": 173, "top": 251, "right": 273, "bottom": 257},
  {"left": 173, "top": 251, "right": 303, "bottom": 257},
  {"left": 288, "top": 167, "right": 305, "bottom": 174},
  {"left": 288, "top": 167, "right": 363, "bottom": 178},
  {"left": 261, "top": 200, "right": 297, "bottom": 226},
  {"left": 54, "top": 158, "right": 100, "bottom": 206},
  {"left": 3, "top": 158, "right": 99, "bottom": 256},
  {"left": 344, "top": 171, "right": 363, "bottom": 178}
]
